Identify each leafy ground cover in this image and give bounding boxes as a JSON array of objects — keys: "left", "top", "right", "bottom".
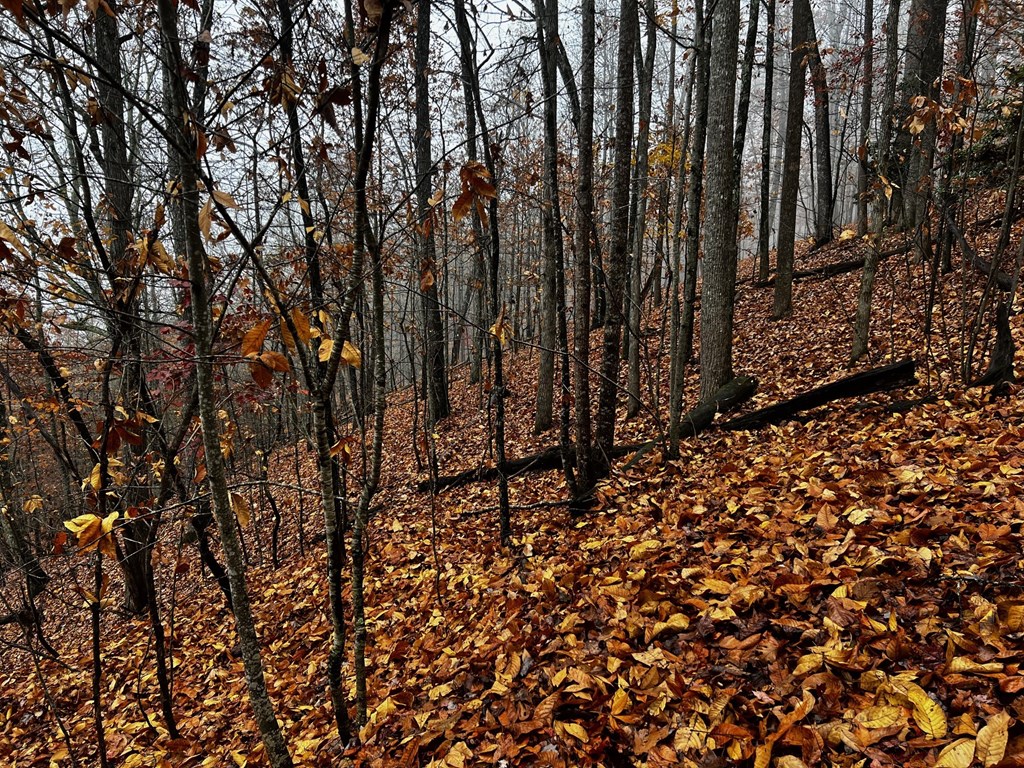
[{"left": 2, "top": 220, "right": 1024, "bottom": 767}]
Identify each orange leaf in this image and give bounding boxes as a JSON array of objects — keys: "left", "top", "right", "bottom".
[
  {"left": 242, "top": 319, "right": 272, "bottom": 358},
  {"left": 260, "top": 349, "right": 289, "bottom": 373}
]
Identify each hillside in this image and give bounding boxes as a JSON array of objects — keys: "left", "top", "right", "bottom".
[{"left": 3, "top": 204, "right": 1024, "bottom": 768}]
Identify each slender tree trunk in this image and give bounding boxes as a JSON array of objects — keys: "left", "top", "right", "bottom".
[
  {"left": 893, "top": 0, "right": 947, "bottom": 231},
  {"left": 594, "top": 0, "right": 638, "bottom": 470},
  {"left": 732, "top": 0, "right": 760, "bottom": 220},
  {"left": 756, "top": 0, "right": 777, "bottom": 283},
  {"left": 851, "top": 0, "right": 901, "bottom": 360},
  {"left": 667, "top": 4, "right": 698, "bottom": 458},
  {"left": 573, "top": 0, "right": 597, "bottom": 493},
  {"left": 627, "top": 0, "right": 657, "bottom": 418},
  {"left": 772, "top": 0, "right": 810, "bottom": 319},
  {"left": 157, "top": 2, "right": 293, "bottom": 763},
  {"left": 680, "top": 0, "right": 710, "bottom": 363},
  {"left": 453, "top": 0, "right": 511, "bottom": 544},
  {"left": 856, "top": 0, "right": 874, "bottom": 236},
  {"left": 806, "top": 9, "right": 835, "bottom": 245},
  {"left": 415, "top": 0, "right": 450, "bottom": 425}
]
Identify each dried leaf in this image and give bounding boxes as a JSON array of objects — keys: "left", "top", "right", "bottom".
[
  {"left": 976, "top": 711, "right": 1010, "bottom": 766},
  {"left": 230, "top": 492, "right": 251, "bottom": 527}
]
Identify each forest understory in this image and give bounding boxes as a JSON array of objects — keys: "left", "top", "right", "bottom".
[{"left": 3, "top": 189, "right": 1024, "bottom": 768}]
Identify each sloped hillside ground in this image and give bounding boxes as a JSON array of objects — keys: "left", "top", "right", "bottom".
[{"left": 3, "top": 209, "right": 1024, "bottom": 767}]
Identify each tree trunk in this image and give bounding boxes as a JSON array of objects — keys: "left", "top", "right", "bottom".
[
  {"left": 806, "top": 8, "right": 835, "bottom": 246},
  {"left": 415, "top": 0, "right": 450, "bottom": 426},
  {"left": 157, "top": 2, "right": 293, "bottom": 763},
  {"left": 594, "top": 0, "right": 638, "bottom": 470},
  {"left": 627, "top": 0, "right": 657, "bottom": 418},
  {"left": 732, "top": 0, "right": 760, "bottom": 223},
  {"left": 856, "top": 0, "right": 874, "bottom": 237},
  {"left": 680, "top": 2, "right": 710, "bottom": 365},
  {"left": 667, "top": 8, "right": 699, "bottom": 458},
  {"left": 851, "top": 0, "right": 901, "bottom": 361},
  {"left": 893, "top": 0, "right": 947, "bottom": 231},
  {"left": 698, "top": 0, "right": 742, "bottom": 401},
  {"left": 756, "top": 0, "right": 777, "bottom": 283},
  {"left": 772, "top": 0, "right": 810, "bottom": 319},
  {"left": 572, "top": 0, "right": 597, "bottom": 493}
]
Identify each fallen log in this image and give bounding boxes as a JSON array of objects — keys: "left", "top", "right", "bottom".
[
  {"left": 753, "top": 244, "right": 911, "bottom": 287},
  {"left": 420, "top": 376, "right": 758, "bottom": 492},
  {"left": 944, "top": 213, "right": 1013, "bottom": 291},
  {"left": 719, "top": 358, "right": 916, "bottom": 432}
]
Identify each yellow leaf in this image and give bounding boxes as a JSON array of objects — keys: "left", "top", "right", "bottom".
[
  {"left": 792, "top": 653, "right": 823, "bottom": 677},
  {"left": 753, "top": 744, "right": 772, "bottom": 768},
  {"left": 88, "top": 462, "right": 103, "bottom": 491},
  {"left": 673, "top": 713, "right": 707, "bottom": 751},
  {"left": 907, "top": 685, "right": 947, "bottom": 738},
  {"left": 0, "top": 219, "right": 31, "bottom": 259},
  {"left": 629, "top": 539, "right": 661, "bottom": 559},
  {"left": 427, "top": 682, "right": 452, "bottom": 701},
  {"left": 291, "top": 308, "right": 312, "bottom": 344},
  {"left": 854, "top": 705, "right": 904, "bottom": 730},
  {"left": 610, "top": 688, "right": 630, "bottom": 715},
  {"left": 65, "top": 513, "right": 101, "bottom": 538},
  {"left": 442, "top": 741, "right": 472, "bottom": 768},
  {"left": 775, "top": 757, "right": 809, "bottom": 768},
  {"left": 935, "top": 738, "right": 975, "bottom": 768},
  {"left": 370, "top": 696, "right": 397, "bottom": 724},
  {"left": 199, "top": 198, "right": 213, "bottom": 241},
  {"left": 651, "top": 613, "right": 689, "bottom": 639},
  {"left": 838, "top": 228, "right": 857, "bottom": 242},
  {"left": 560, "top": 721, "right": 589, "bottom": 743},
  {"left": 948, "top": 657, "right": 1003, "bottom": 674},
  {"left": 351, "top": 47, "right": 370, "bottom": 65},
  {"left": 65, "top": 512, "right": 118, "bottom": 556},
  {"left": 230, "top": 492, "right": 251, "bottom": 527},
  {"left": 976, "top": 711, "right": 1010, "bottom": 766},
  {"left": 341, "top": 340, "right": 361, "bottom": 368},
  {"left": 486, "top": 304, "right": 512, "bottom": 347},
  {"left": 318, "top": 338, "right": 334, "bottom": 362},
  {"left": 998, "top": 601, "right": 1024, "bottom": 632},
  {"left": 148, "top": 240, "right": 175, "bottom": 274}
]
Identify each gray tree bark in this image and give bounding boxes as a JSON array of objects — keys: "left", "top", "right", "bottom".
[
  {"left": 698, "top": 0, "right": 742, "bottom": 401},
  {"left": 756, "top": 0, "right": 777, "bottom": 283},
  {"left": 772, "top": 0, "right": 810, "bottom": 319},
  {"left": 594, "top": 0, "right": 638, "bottom": 468}
]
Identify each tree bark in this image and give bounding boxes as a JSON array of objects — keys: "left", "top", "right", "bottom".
[
  {"left": 626, "top": 0, "right": 657, "bottom": 418},
  {"left": 851, "top": 0, "right": 901, "bottom": 361},
  {"left": 772, "top": 0, "right": 810, "bottom": 319},
  {"left": 594, "top": 0, "right": 638, "bottom": 470},
  {"left": 415, "top": 0, "right": 450, "bottom": 426},
  {"left": 698, "top": 0, "right": 741, "bottom": 402},
  {"left": 856, "top": 0, "right": 874, "bottom": 237},
  {"left": 806, "top": 8, "right": 835, "bottom": 246},
  {"left": 756, "top": 0, "right": 777, "bottom": 283},
  {"left": 680, "top": 1, "right": 710, "bottom": 364},
  {"left": 573, "top": 0, "right": 597, "bottom": 492}
]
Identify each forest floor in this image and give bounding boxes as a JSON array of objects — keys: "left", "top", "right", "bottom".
[{"left": 3, "top": 197, "right": 1024, "bottom": 767}]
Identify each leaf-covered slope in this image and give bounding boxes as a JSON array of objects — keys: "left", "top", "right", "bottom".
[{"left": 2, "top": 222, "right": 1024, "bottom": 767}]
